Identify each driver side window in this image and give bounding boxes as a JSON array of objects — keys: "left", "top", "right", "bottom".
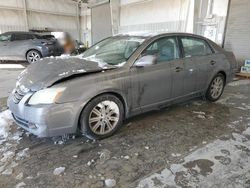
[{"left": 143, "top": 37, "right": 180, "bottom": 63}]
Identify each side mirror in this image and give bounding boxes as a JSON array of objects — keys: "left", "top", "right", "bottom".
[{"left": 134, "top": 55, "right": 157, "bottom": 67}]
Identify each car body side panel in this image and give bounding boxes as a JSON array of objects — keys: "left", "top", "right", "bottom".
[
  {"left": 7, "top": 40, "right": 36, "bottom": 60},
  {"left": 170, "top": 58, "right": 196, "bottom": 98},
  {"left": 192, "top": 54, "right": 215, "bottom": 91},
  {"left": 55, "top": 68, "right": 133, "bottom": 118},
  {"left": 130, "top": 63, "right": 172, "bottom": 110},
  {"left": 205, "top": 53, "right": 232, "bottom": 88}
]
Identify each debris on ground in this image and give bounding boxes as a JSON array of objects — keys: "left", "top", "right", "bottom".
[
  {"left": 99, "top": 149, "right": 111, "bottom": 163},
  {"left": 228, "top": 79, "right": 250, "bottom": 86},
  {"left": 171, "top": 153, "right": 181, "bottom": 157},
  {"left": 87, "top": 159, "right": 95, "bottom": 166},
  {"left": 105, "top": 179, "right": 116, "bottom": 187},
  {"left": 16, "top": 148, "right": 30, "bottom": 160},
  {"left": 123, "top": 155, "right": 130, "bottom": 160},
  {"left": 2, "top": 167, "right": 13, "bottom": 175},
  {"left": 192, "top": 111, "right": 206, "bottom": 119},
  {"left": 53, "top": 167, "right": 65, "bottom": 176},
  {"left": 15, "top": 182, "right": 26, "bottom": 188},
  {"left": 1, "top": 151, "right": 15, "bottom": 162},
  {"left": 16, "top": 172, "right": 24, "bottom": 180}
]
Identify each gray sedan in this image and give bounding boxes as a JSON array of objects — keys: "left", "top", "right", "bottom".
[
  {"left": 0, "top": 31, "right": 63, "bottom": 63},
  {"left": 8, "top": 33, "right": 236, "bottom": 139}
]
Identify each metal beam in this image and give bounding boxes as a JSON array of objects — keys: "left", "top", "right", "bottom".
[
  {"left": 27, "top": 9, "right": 76, "bottom": 17},
  {"left": 76, "top": 2, "right": 81, "bottom": 40},
  {"left": 0, "top": 5, "right": 24, "bottom": 11},
  {"left": 0, "top": 5, "right": 77, "bottom": 17}
]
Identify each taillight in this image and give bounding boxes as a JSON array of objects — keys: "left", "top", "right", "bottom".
[{"left": 41, "top": 41, "right": 54, "bottom": 45}]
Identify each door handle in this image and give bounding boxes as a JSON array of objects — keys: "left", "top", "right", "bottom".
[
  {"left": 175, "top": 67, "right": 183, "bottom": 72},
  {"left": 210, "top": 60, "right": 216, "bottom": 65}
]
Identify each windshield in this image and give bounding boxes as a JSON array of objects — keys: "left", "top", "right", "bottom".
[
  {"left": 0, "top": 33, "right": 11, "bottom": 42},
  {"left": 82, "top": 36, "right": 145, "bottom": 66}
]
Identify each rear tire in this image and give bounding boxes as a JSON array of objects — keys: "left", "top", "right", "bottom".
[
  {"left": 26, "top": 50, "right": 41, "bottom": 64},
  {"left": 79, "top": 94, "right": 124, "bottom": 140},
  {"left": 205, "top": 73, "right": 225, "bottom": 102}
]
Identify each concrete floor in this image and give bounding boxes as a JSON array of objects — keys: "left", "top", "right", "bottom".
[{"left": 0, "top": 66, "right": 250, "bottom": 188}]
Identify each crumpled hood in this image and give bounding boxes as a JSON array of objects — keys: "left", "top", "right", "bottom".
[{"left": 17, "top": 56, "right": 116, "bottom": 91}]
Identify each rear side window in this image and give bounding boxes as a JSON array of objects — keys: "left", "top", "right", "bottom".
[
  {"left": 12, "top": 34, "right": 34, "bottom": 41},
  {"left": 25, "top": 34, "right": 35, "bottom": 40},
  {"left": 181, "top": 37, "right": 213, "bottom": 57}
]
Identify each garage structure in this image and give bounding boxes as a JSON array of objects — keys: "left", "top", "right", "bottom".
[
  {"left": 90, "top": 0, "right": 112, "bottom": 44},
  {"left": 224, "top": 0, "right": 250, "bottom": 66},
  {"left": 0, "top": 0, "right": 248, "bottom": 65}
]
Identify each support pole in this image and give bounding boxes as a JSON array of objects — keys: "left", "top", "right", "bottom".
[
  {"left": 23, "top": 0, "right": 29, "bottom": 31},
  {"left": 76, "top": 2, "right": 81, "bottom": 41}
]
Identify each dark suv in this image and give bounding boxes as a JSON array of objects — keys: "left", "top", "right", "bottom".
[{"left": 0, "top": 31, "right": 64, "bottom": 63}]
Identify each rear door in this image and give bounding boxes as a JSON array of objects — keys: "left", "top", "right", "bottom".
[
  {"left": 180, "top": 36, "right": 215, "bottom": 92},
  {"left": 131, "top": 36, "right": 181, "bottom": 110}
]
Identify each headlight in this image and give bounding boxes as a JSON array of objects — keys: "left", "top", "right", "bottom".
[{"left": 28, "top": 87, "right": 65, "bottom": 105}]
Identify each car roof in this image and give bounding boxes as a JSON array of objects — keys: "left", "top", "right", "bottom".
[
  {"left": 115, "top": 32, "right": 209, "bottom": 40},
  {"left": 1, "top": 31, "right": 35, "bottom": 35}
]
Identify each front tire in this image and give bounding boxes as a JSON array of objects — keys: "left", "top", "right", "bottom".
[
  {"left": 26, "top": 50, "right": 41, "bottom": 64},
  {"left": 79, "top": 94, "right": 124, "bottom": 140},
  {"left": 206, "top": 73, "right": 225, "bottom": 102}
]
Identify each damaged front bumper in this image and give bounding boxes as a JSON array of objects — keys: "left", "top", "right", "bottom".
[{"left": 7, "top": 93, "right": 82, "bottom": 137}]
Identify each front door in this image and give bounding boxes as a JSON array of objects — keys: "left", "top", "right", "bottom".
[
  {"left": 0, "top": 33, "right": 12, "bottom": 59},
  {"left": 131, "top": 36, "right": 181, "bottom": 111},
  {"left": 170, "top": 58, "right": 197, "bottom": 98}
]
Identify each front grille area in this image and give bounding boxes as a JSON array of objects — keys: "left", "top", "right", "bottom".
[{"left": 12, "top": 86, "right": 27, "bottom": 104}]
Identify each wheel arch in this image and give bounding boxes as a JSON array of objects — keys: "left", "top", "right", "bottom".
[
  {"left": 208, "top": 70, "right": 227, "bottom": 87},
  {"left": 76, "top": 91, "right": 128, "bottom": 130},
  {"left": 217, "top": 70, "right": 227, "bottom": 84},
  {"left": 25, "top": 48, "right": 42, "bottom": 59}
]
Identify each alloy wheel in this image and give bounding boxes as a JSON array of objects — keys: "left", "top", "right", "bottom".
[
  {"left": 210, "top": 76, "right": 224, "bottom": 99},
  {"left": 88, "top": 100, "right": 120, "bottom": 135},
  {"left": 27, "top": 51, "right": 41, "bottom": 63}
]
